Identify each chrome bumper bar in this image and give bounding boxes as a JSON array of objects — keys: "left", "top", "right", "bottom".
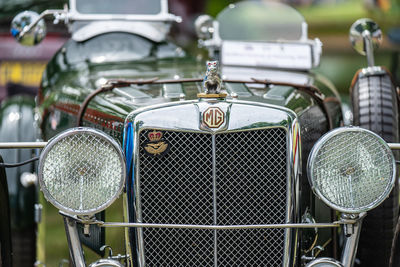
[
  {"left": 62, "top": 213, "right": 364, "bottom": 267},
  {"left": 97, "top": 222, "right": 341, "bottom": 229}
]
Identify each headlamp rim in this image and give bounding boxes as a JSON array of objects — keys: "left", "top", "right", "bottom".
[
  {"left": 305, "top": 257, "right": 344, "bottom": 267},
  {"left": 38, "top": 127, "right": 126, "bottom": 216},
  {"left": 307, "top": 126, "right": 395, "bottom": 214}
]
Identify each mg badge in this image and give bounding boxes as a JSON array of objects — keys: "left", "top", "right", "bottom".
[
  {"left": 143, "top": 130, "right": 170, "bottom": 157},
  {"left": 203, "top": 107, "right": 225, "bottom": 128}
]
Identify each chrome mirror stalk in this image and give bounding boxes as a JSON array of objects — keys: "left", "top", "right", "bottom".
[
  {"left": 349, "top": 18, "right": 382, "bottom": 67},
  {"left": 362, "top": 30, "right": 375, "bottom": 67},
  {"left": 11, "top": 8, "right": 67, "bottom": 46}
]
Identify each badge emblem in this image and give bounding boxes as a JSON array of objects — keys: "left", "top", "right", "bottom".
[
  {"left": 143, "top": 130, "right": 170, "bottom": 157},
  {"left": 203, "top": 107, "right": 225, "bottom": 128}
]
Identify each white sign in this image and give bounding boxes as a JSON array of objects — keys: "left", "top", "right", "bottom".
[{"left": 221, "top": 41, "right": 313, "bottom": 70}]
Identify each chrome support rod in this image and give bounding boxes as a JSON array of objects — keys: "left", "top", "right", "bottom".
[
  {"left": 341, "top": 217, "right": 363, "bottom": 267},
  {"left": 98, "top": 222, "right": 340, "bottom": 229},
  {"left": 63, "top": 217, "right": 86, "bottom": 267},
  {"left": 0, "top": 142, "right": 47, "bottom": 149},
  {"left": 362, "top": 30, "right": 375, "bottom": 67},
  {"left": 389, "top": 143, "right": 400, "bottom": 150}
]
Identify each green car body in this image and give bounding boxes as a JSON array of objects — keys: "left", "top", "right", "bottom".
[{"left": 35, "top": 32, "right": 342, "bottom": 265}]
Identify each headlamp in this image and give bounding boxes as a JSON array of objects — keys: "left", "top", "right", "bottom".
[
  {"left": 38, "top": 127, "right": 126, "bottom": 215},
  {"left": 307, "top": 127, "right": 395, "bottom": 213}
]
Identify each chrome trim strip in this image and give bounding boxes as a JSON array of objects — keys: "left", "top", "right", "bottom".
[
  {"left": 284, "top": 120, "right": 293, "bottom": 267},
  {"left": 0, "top": 142, "right": 47, "bottom": 148},
  {"left": 284, "top": 118, "right": 301, "bottom": 266},
  {"left": 99, "top": 222, "right": 340, "bottom": 229},
  {"left": 134, "top": 126, "right": 146, "bottom": 267}
]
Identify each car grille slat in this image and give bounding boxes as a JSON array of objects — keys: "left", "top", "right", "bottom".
[{"left": 138, "top": 128, "right": 287, "bottom": 266}]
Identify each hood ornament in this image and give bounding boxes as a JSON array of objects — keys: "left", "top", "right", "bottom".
[{"left": 198, "top": 61, "right": 227, "bottom": 99}]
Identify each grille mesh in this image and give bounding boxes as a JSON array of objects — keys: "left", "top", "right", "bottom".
[
  {"left": 139, "top": 131, "right": 214, "bottom": 266},
  {"left": 215, "top": 130, "right": 287, "bottom": 266},
  {"left": 138, "top": 128, "right": 287, "bottom": 266}
]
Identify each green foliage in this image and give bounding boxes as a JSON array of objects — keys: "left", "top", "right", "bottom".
[{"left": 206, "top": 0, "right": 238, "bottom": 17}]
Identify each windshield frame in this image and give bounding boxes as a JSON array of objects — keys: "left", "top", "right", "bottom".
[
  {"left": 198, "top": 1, "right": 322, "bottom": 70},
  {"left": 217, "top": 1, "right": 308, "bottom": 42},
  {"left": 68, "top": 0, "right": 179, "bottom": 22}
]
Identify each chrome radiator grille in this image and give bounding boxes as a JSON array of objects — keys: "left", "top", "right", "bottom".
[{"left": 138, "top": 128, "right": 287, "bottom": 266}]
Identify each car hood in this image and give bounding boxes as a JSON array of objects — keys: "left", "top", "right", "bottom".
[{"left": 39, "top": 34, "right": 341, "bottom": 138}]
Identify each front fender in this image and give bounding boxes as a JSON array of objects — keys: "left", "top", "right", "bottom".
[
  {"left": 0, "top": 95, "right": 37, "bottom": 229},
  {"left": 0, "top": 155, "right": 12, "bottom": 267}
]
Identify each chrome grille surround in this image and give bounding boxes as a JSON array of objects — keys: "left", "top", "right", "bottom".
[
  {"left": 126, "top": 101, "right": 299, "bottom": 267},
  {"left": 137, "top": 128, "right": 288, "bottom": 266}
]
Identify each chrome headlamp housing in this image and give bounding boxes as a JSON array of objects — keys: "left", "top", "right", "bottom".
[
  {"left": 88, "top": 259, "right": 124, "bottom": 267},
  {"left": 307, "top": 127, "right": 395, "bottom": 213},
  {"left": 38, "top": 127, "right": 126, "bottom": 215},
  {"left": 305, "top": 258, "right": 344, "bottom": 267}
]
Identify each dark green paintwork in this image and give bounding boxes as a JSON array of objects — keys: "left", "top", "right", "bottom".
[
  {"left": 0, "top": 95, "right": 37, "bottom": 230},
  {"left": 0, "top": 155, "right": 12, "bottom": 267},
  {"left": 39, "top": 32, "right": 342, "bottom": 142}
]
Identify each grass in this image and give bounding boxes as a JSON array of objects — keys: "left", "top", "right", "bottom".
[{"left": 37, "top": 193, "right": 126, "bottom": 266}]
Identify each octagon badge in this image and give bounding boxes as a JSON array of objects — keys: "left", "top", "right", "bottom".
[{"left": 203, "top": 107, "right": 225, "bottom": 128}]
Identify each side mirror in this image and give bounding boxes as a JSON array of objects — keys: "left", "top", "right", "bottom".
[
  {"left": 349, "top": 18, "right": 382, "bottom": 67},
  {"left": 11, "top": 11, "right": 47, "bottom": 46},
  {"left": 194, "top": 15, "right": 214, "bottom": 40}
]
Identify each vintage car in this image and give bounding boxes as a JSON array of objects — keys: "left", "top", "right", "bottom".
[{"left": 1, "top": 0, "right": 399, "bottom": 266}]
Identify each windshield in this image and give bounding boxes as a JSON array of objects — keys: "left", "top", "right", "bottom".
[
  {"left": 217, "top": 1, "right": 305, "bottom": 42},
  {"left": 75, "top": 0, "right": 161, "bottom": 14}
]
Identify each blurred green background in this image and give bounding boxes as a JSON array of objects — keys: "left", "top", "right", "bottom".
[{"left": 206, "top": 0, "right": 400, "bottom": 94}]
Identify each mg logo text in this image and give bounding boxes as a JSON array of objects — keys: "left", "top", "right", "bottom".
[{"left": 203, "top": 107, "right": 225, "bottom": 128}]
